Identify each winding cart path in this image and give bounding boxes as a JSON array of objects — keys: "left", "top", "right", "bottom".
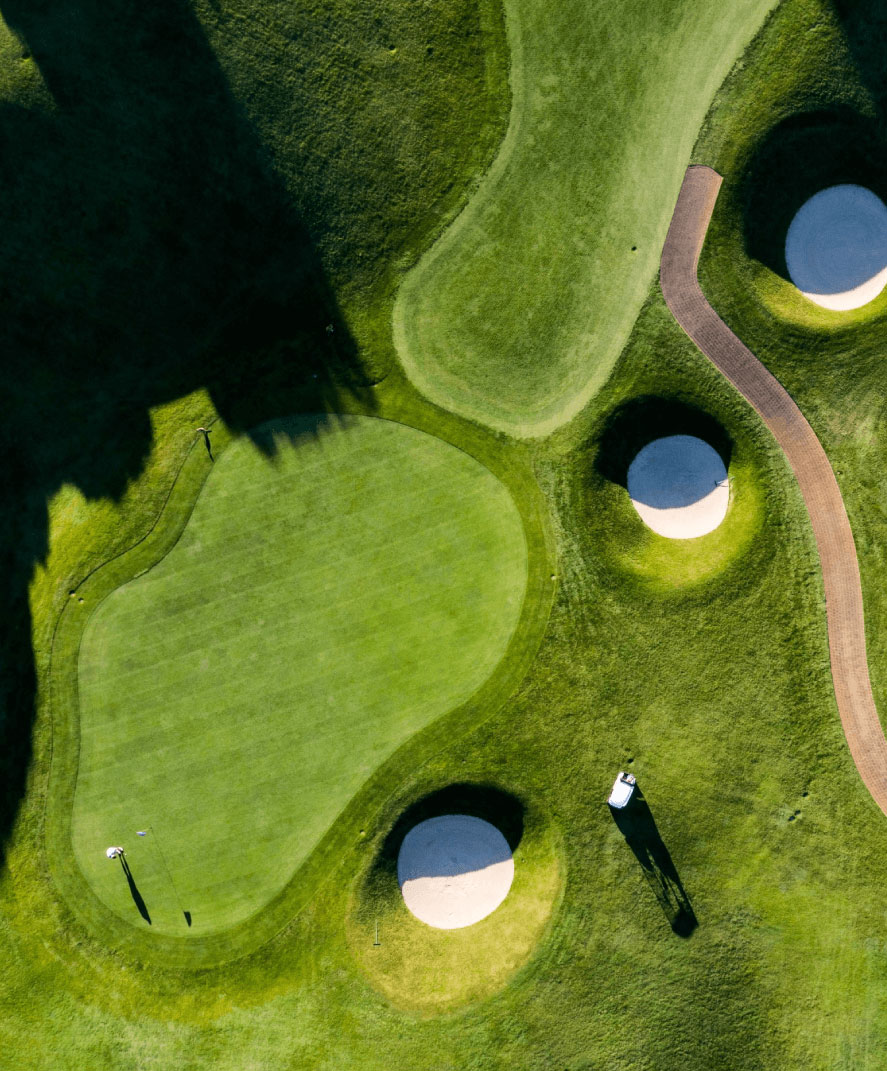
[{"left": 660, "top": 164, "right": 887, "bottom": 815}]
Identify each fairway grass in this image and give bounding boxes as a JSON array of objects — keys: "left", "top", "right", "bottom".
[
  {"left": 71, "top": 416, "right": 528, "bottom": 936},
  {"left": 394, "top": 0, "right": 776, "bottom": 437}
]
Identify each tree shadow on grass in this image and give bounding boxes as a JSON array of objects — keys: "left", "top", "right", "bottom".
[
  {"left": 0, "top": 0, "right": 375, "bottom": 870},
  {"left": 610, "top": 788, "right": 698, "bottom": 938}
]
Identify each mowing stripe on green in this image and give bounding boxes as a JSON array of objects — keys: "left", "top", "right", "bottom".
[
  {"left": 72, "top": 416, "right": 528, "bottom": 936},
  {"left": 394, "top": 0, "right": 776, "bottom": 437}
]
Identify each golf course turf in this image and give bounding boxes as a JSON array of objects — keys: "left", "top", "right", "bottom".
[
  {"left": 7, "top": 0, "right": 887, "bottom": 1068},
  {"left": 395, "top": 0, "right": 776, "bottom": 437},
  {"left": 72, "top": 415, "right": 528, "bottom": 936}
]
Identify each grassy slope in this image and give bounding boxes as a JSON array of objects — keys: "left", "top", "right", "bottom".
[
  {"left": 199, "top": 0, "right": 510, "bottom": 375},
  {"left": 394, "top": 0, "right": 776, "bottom": 437},
  {"left": 71, "top": 415, "right": 527, "bottom": 937}
]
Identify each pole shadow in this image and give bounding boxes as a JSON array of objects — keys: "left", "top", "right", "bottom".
[
  {"left": 609, "top": 787, "right": 698, "bottom": 938},
  {"left": 119, "top": 857, "right": 151, "bottom": 925}
]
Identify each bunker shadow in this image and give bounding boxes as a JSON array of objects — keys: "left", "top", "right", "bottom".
[
  {"left": 740, "top": 108, "right": 887, "bottom": 281},
  {"left": 0, "top": 0, "right": 375, "bottom": 870},
  {"left": 610, "top": 788, "right": 698, "bottom": 938},
  {"left": 120, "top": 857, "right": 151, "bottom": 925},
  {"left": 740, "top": 1, "right": 887, "bottom": 282},
  {"left": 593, "top": 396, "right": 732, "bottom": 490},
  {"left": 364, "top": 783, "right": 525, "bottom": 902}
]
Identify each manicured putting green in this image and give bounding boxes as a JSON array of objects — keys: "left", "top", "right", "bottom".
[{"left": 72, "top": 416, "right": 528, "bottom": 937}]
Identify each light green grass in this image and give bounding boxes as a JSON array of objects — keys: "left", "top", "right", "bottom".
[
  {"left": 72, "top": 415, "right": 527, "bottom": 936},
  {"left": 394, "top": 0, "right": 776, "bottom": 437}
]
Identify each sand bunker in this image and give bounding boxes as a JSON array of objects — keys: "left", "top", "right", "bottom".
[
  {"left": 397, "top": 815, "right": 514, "bottom": 929},
  {"left": 785, "top": 185, "right": 887, "bottom": 310},
  {"left": 627, "top": 435, "right": 729, "bottom": 539}
]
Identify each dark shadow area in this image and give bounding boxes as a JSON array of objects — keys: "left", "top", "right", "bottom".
[
  {"left": 610, "top": 788, "right": 698, "bottom": 938},
  {"left": 831, "top": 1, "right": 887, "bottom": 112},
  {"left": 594, "top": 396, "right": 732, "bottom": 489},
  {"left": 367, "top": 783, "right": 525, "bottom": 894},
  {"left": 184, "top": 910, "right": 192, "bottom": 928},
  {"left": 397, "top": 816, "right": 513, "bottom": 879},
  {"left": 741, "top": 108, "right": 887, "bottom": 280},
  {"left": 741, "top": 0, "right": 887, "bottom": 282},
  {"left": 0, "top": 0, "right": 373, "bottom": 868},
  {"left": 120, "top": 857, "right": 151, "bottom": 924}
]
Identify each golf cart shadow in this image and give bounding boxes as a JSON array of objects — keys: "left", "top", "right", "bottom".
[{"left": 610, "top": 788, "right": 698, "bottom": 938}]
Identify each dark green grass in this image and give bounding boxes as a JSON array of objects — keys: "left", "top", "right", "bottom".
[
  {"left": 72, "top": 415, "right": 527, "bottom": 936},
  {"left": 395, "top": 0, "right": 776, "bottom": 436}
]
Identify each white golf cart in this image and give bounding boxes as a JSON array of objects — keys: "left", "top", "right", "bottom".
[{"left": 608, "top": 771, "right": 636, "bottom": 809}]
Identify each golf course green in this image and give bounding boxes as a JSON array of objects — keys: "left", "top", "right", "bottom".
[
  {"left": 72, "top": 416, "right": 527, "bottom": 935},
  {"left": 6, "top": 0, "right": 887, "bottom": 1068},
  {"left": 395, "top": 0, "right": 776, "bottom": 436}
]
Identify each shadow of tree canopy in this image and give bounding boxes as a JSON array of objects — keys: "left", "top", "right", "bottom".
[
  {"left": 0, "top": 0, "right": 375, "bottom": 869},
  {"left": 594, "top": 396, "right": 732, "bottom": 489},
  {"left": 610, "top": 787, "right": 698, "bottom": 938}
]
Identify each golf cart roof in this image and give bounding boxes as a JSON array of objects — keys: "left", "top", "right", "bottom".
[{"left": 608, "top": 771, "right": 636, "bottom": 808}]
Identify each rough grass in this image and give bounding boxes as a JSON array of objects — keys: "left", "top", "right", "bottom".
[{"left": 394, "top": 0, "right": 777, "bottom": 437}]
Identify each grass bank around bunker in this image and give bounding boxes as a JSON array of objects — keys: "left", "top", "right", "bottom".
[{"left": 68, "top": 415, "right": 530, "bottom": 939}]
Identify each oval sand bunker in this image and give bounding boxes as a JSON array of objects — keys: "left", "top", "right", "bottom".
[
  {"left": 627, "top": 435, "right": 729, "bottom": 539},
  {"left": 397, "top": 815, "right": 514, "bottom": 929},
  {"left": 785, "top": 184, "right": 887, "bottom": 310}
]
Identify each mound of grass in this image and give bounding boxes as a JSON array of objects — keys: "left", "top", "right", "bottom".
[
  {"left": 69, "top": 416, "right": 528, "bottom": 937},
  {"left": 348, "top": 784, "right": 562, "bottom": 1012},
  {"left": 394, "top": 0, "right": 776, "bottom": 437}
]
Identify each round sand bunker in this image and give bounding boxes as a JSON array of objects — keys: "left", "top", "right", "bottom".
[
  {"left": 397, "top": 815, "right": 514, "bottom": 929},
  {"left": 627, "top": 435, "right": 729, "bottom": 539},
  {"left": 785, "top": 184, "right": 887, "bottom": 310}
]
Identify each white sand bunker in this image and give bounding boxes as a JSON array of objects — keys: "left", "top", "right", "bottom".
[
  {"left": 627, "top": 435, "right": 729, "bottom": 539},
  {"left": 397, "top": 814, "right": 514, "bottom": 929},
  {"left": 785, "top": 184, "right": 887, "bottom": 310}
]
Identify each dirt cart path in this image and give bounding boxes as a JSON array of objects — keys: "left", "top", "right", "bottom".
[{"left": 660, "top": 164, "right": 887, "bottom": 816}]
